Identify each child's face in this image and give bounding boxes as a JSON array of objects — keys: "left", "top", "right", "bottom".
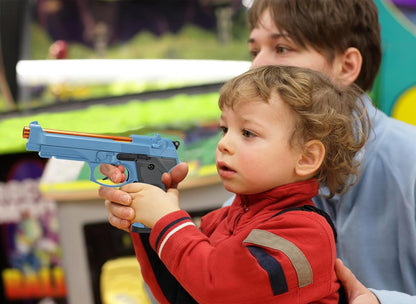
[
  {"left": 215, "top": 93, "right": 303, "bottom": 195},
  {"left": 248, "top": 10, "right": 340, "bottom": 84}
]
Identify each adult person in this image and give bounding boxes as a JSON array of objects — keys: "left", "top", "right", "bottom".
[{"left": 99, "top": 0, "right": 416, "bottom": 303}]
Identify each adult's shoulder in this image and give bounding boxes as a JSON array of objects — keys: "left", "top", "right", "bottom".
[
  {"left": 365, "top": 96, "right": 416, "bottom": 150},
  {"left": 363, "top": 103, "right": 416, "bottom": 181},
  {"left": 375, "top": 114, "right": 416, "bottom": 148}
]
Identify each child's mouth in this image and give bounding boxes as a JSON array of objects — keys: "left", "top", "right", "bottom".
[{"left": 217, "top": 161, "right": 236, "bottom": 178}]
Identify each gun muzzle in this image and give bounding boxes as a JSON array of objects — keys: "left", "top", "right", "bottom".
[{"left": 23, "top": 126, "right": 30, "bottom": 138}]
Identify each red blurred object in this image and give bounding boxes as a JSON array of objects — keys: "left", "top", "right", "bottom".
[{"left": 48, "top": 40, "right": 68, "bottom": 59}]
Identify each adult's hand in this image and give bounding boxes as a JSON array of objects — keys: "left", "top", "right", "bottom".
[
  {"left": 335, "top": 259, "right": 380, "bottom": 304},
  {"left": 98, "top": 162, "right": 189, "bottom": 232}
]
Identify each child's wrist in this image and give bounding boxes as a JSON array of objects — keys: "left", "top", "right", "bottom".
[{"left": 153, "top": 207, "right": 181, "bottom": 225}]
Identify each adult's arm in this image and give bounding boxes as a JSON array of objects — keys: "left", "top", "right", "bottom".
[{"left": 371, "top": 290, "right": 416, "bottom": 304}]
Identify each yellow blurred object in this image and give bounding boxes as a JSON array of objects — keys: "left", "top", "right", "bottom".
[
  {"left": 100, "top": 256, "right": 152, "bottom": 304},
  {"left": 392, "top": 85, "right": 416, "bottom": 126}
]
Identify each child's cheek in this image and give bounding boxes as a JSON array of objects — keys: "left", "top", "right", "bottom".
[{"left": 237, "top": 149, "right": 257, "bottom": 174}]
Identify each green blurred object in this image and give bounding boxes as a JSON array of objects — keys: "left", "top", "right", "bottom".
[
  {"left": 0, "top": 92, "right": 220, "bottom": 155},
  {"left": 373, "top": 0, "right": 416, "bottom": 117}
]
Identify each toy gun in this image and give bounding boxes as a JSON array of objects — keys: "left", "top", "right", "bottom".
[{"left": 23, "top": 121, "right": 180, "bottom": 233}]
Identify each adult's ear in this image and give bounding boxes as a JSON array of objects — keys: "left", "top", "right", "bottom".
[
  {"left": 295, "top": 140, "right": 325, "bottom": 178},
  {"left": 334, "top": 47, "right": 362, "bottom": 87}
]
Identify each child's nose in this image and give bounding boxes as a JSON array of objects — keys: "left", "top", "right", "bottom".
[{"left": 217, "top": 134, "right": 234, "bottom": 154}]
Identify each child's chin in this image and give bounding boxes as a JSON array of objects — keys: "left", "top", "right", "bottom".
[
  {"left": 221, "top": 182, "right": 255, "bottom": 195},
  {"left": 221, "top": 181, "right": 238, "bottom": 193}
]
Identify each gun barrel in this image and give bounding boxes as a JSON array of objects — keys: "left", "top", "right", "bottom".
[{"left": 22, "top": 126, "right": 132, "bottom": 143}]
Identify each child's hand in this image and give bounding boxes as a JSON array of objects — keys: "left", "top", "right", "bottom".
[
  {"left": 99, "top": 162, "right": 187, "bottom": 231},
  {"left": 121, "top": 183, "right": 181, "bottom": 228}
]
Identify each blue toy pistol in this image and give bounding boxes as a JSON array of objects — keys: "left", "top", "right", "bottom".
[{"left": 23, "top": 121, "right": 180, "bottom": 233}]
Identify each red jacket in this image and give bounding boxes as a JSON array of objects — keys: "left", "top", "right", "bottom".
[{"left": 131, "top": 179, "right": 340, "bottom": 304}]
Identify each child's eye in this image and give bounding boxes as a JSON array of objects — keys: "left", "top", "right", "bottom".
[
  {"left": 219, "top": 126, "right": 228, "bottom": 135},
  {"left": 242, "top": 129, "right": 255, "bottom": 138}
]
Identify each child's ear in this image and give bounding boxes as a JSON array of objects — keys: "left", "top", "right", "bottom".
[
  {"left": 335, "top": 47, "right": 362, "bottom": 87},
  {"left": 295, "top": 140, "right": 325, "bottom": 177}
]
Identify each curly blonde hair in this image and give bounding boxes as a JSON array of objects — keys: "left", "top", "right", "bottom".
[{"left": 218, "top": 65, "right": 370, "bottom": 198}]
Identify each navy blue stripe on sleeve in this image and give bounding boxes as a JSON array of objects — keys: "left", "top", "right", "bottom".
[
  {"left": 139, "top": 233, "right": 198, "bottom": 304},
  {"left": 154, "top": 216, "right": 193, "bottom": 250},
  {"left": 247, "top": 246, "right": 288, "bottom": 296}
]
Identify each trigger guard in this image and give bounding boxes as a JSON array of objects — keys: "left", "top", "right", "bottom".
[{"left": 92, "top": 178, "right": 129, "bottom": 188}]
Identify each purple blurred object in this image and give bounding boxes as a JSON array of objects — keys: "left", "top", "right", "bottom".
[{"left": 391, "top": 0, "right": 416, "bottom": 7}]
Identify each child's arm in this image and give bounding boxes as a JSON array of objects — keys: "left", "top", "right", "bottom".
[
  {"left": 139, "top": 208, "right": 338, "bottom": 303},
  {"left": 123, "top": 184, "right": 338, "bottom": 303},
  {"left": 122, "top": 182, "right": 197, "bottom": 303},
  {"left": 130, "top": 231, "right": 197, "bottom": 304}
]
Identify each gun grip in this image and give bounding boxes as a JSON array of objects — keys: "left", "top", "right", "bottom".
[{"left": 117, "top": 153, "right": 177, "bottom": 189}]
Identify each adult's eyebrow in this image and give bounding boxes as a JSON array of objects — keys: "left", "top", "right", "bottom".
[{"left": 247, "top": 33, "right": 291, "bottom": 44}]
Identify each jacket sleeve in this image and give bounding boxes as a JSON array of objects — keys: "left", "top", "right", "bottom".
[
  {"left": 147, "top": 209, "right": 339, "bottom": 304},
  {"left": 130, "top": 230, "right": 197, "bottom": 304},
  {"left": 371, "top": 289, "right": 416, "bottom": 304}
]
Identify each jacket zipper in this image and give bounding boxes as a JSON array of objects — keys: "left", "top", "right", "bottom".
[{"left": 231, "top": 197, "right": 249, "bottom": 232}]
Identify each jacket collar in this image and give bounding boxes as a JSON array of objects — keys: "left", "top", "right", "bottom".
[{"left": 232, "top": 179, "right": 319, "bottom": 215}]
